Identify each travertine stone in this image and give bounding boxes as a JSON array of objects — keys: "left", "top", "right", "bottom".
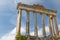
[
  {"left": 16, "top": 9, "right": 22, "bottom": 34},
  {"left": 26, "top": 11, "right": 30, "bottom": 40},
  {"left": 41, "top": 14, "right": 46, "bottom": 40},
  {"left": 34, "top": 13, "right": 38, "bottom": 36},
  {"left": 34, "top": 12, "right": 38, "bottom": 40},
  {"left": 48, "top": 15, "right": 54, "bottom": 40},
  {"left": 41, "top": 14, "right": 46, "bottom": 37},
  {"left": 15, "top": 9, "right": 22, "bottom": 40},
  {"left": 54, "top": 16, "right": 59, "bottom": 36},
  {"left": 17, "top": 3, "right": 56, "bottom": 16},
  {"left": 50, "top": 16, "right": 55, "bottom": 36},
  {"left": 16, "top": 2, "right": 59, "bottom": 40}
]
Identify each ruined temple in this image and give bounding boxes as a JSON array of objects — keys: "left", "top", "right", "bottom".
[{"left": 15, "top": 2, "right": 60, "bottom": 40}]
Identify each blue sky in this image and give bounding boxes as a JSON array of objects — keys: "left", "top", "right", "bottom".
[{"left": 0, "top": 0, "right": 60, "bottom": 39}]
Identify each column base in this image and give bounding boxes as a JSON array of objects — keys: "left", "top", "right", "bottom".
[
  {"left": 27, "top": 36, "right": 30, "bottom": 40},
  {"left": 26, "top": 35, "right": 30, "bottom": 40},
  {"left": 48, "top": 35, "right": 54, "bottom": 40},
  {"left": 44, "top": 37, "right": 47, "bottom": 40},
  {"left": 36, "top": 38, "right": 39, "bottom": 40},
  {"left": 35, "top": 36, "right": 39, "bottom": 40}
]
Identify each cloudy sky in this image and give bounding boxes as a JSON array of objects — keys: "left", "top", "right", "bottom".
[{"left": 0, "top": 0, "right": 60, "bottom": 40}]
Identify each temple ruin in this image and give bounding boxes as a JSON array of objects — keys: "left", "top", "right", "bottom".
[{"left": 15, "top": 2, "right": 60, "bottom": 40}]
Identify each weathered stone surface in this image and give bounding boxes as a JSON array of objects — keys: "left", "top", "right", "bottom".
[{"left": 16, "top": 2, "right": 59, "bottom": 40}]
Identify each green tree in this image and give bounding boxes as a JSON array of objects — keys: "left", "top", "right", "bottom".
[{"left": 15, "top": 32, "right": 21, "bottom": 40}]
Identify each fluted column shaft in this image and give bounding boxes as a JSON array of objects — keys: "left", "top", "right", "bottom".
[
  {"left": 41, "top": 14, "right": 46, "bottom": 37},
  {"left": 16, "top": 9, "right": 22, "bottom": 34},
  {"left": 26, "top": 11, "right": 30, "bottom": 40}
]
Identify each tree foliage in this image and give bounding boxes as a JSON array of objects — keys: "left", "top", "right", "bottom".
[{"left": 15, "top": 32, "right": 26, "bottom": 40}]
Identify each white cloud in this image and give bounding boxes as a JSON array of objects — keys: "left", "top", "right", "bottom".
[
  {"left": 0, "top": 26, "right": 25, "bottom": 40},
  {"left": 58, "top": 25, "right": 60, "bottom": 31},
  {"left": 0, "top": 25, "right": 60, "bottom": 40}
]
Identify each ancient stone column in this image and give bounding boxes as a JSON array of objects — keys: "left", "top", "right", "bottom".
[
  {"left": 53, "top": 16, "right": 59, "bottom": 36},
  {"left": 51, "top": 17, "right": 55, "bottom": 37},
  {"left": 41, "top": 14, "right": 46, "bottom": 40},
  {"left": 16, "top": 9, "right": 22, "bottom": 40},
  {"left": 48, "top": 15, "right": 54, "bottom": 40},
  {"left": 54, "top": 16, "right": 59, "bottom": 40},
  {"left": 34, "top": 12, "right": 38, "bottom": 40},
  {"left": 50, "top": 16, "right": 55, "bottom": 40},
  {"left": 26, "top": 11, "right": 30, "bottom": 40}
]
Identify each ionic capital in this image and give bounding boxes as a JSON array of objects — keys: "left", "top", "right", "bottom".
[{"left": 47, "top": 15, "right": 53, "bottom": 19}]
